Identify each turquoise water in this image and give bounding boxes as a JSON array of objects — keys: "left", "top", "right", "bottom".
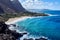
[{"left": 16, "top": 10, "right": 60, "bottom": 40}]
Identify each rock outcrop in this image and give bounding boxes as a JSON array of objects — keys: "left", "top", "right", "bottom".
[
  {"left": 0, "top": 21, "right": 27, "bottom": 40},
  {"left": 35, "top": 37, "right": 48, "bottom": 40}
]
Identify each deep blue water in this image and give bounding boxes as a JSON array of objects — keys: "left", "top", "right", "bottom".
[
  {"left": 16, "top": 10, "right": 60, "bottom": 40},
  {"left": 28, "top": 9, "right": 60, "bottom": 15}
]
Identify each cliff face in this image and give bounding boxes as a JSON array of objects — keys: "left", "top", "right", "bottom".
[{"left": 0, "top": 0, "right": 26, "bottom": 13}]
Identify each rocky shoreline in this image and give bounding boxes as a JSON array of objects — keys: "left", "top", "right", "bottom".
[
  {"left": 0, "top": 21, "right": 48, "bottom": 40},
  {"left": 0, "top": 21, "right": 27, "bottom": 40}
]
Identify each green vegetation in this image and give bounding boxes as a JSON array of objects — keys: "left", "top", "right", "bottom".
[{"left": 0, "top": 12, "right": 48, "bottom": 22}]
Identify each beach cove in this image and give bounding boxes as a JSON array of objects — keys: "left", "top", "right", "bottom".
[{"left": 5, "top": 16, "right": 33, "bottom": 24}]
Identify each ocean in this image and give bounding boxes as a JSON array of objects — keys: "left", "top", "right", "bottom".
[{"left": 16, "top": 9, "right": 60, "bottom": 40}]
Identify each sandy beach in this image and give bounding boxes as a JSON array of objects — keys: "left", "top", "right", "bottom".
[{"left": 5, "top": 16, "right": 32, "bottom": 24}]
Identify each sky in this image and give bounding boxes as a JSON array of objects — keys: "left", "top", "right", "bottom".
[{"left": 19, "top": 0, "right": 60, "bottom": 10}]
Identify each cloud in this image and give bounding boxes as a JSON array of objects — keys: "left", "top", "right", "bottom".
[
  {"left": 20, "top": 0, "right": 60, "bottom": 10},
  {"left": 10, "top": 0, "right": 14, "bottom": 1}
]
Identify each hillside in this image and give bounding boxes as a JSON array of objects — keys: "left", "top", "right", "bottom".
[{"left": 0, "top": 0, "right": 26, "bottom": 13}]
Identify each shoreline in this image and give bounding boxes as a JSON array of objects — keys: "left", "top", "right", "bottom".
[
  {"left": 5, "top": 15, "right": 50, "bottom": 25},
  {"left": 5, "top": 16, "right": 32, "bottom": 24}
]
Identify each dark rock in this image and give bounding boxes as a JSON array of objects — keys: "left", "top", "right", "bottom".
[
  {"left": 0, "top": 21, "right": 8, "bottom": 33},
  {"left": 0, "top": 33, "right": 16, "bottom": 40},
  {"left": 10, "top": 24, "right": 17, "bottom": 27},
  {"left": 0, "top": 21, "right": 27, "bottom": 40},
  {"left": 35, "top": 38, "right": 48, "bottom": 40},
  {"left": 23, "top": 38, "right": 34, "bottom": 40},
  {"left": 11, "top": 31, "right": 27, "bottom": 39}
]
